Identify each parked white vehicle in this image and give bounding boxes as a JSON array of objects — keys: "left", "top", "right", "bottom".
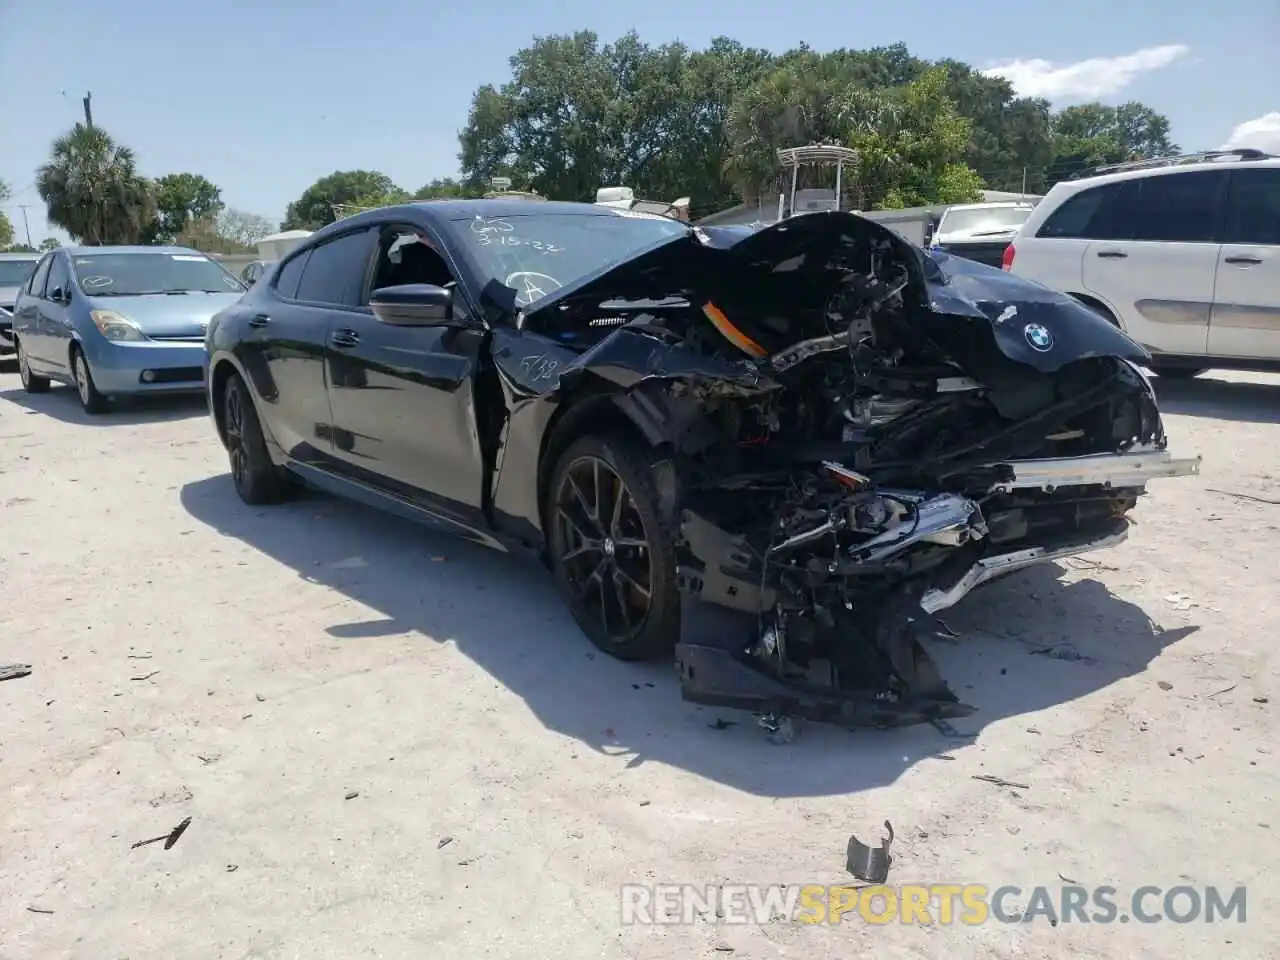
[
  {"left": 930, "top": 200, "right": 1036, "bottom": 268},
  {"left": 1003, "top": 149, "right": 1280, "bottom": 377}
]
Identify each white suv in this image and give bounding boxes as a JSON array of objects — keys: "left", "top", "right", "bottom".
[{"left": 1003, "top": 149, "right": 1280, "bottom": 378}]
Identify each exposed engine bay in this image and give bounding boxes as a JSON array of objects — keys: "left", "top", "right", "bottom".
[{"left": 514, "top": 211, "right": 1201, "bottom": 732}]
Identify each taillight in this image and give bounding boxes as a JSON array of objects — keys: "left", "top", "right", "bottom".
[{"left": 1001, "top": 242, "right": 1016, "bottom": 271}]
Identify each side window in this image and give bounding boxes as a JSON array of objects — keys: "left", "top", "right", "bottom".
[
  {"left": 27, "top": 255, "right": 53, "bottom": 297},
  {"left": 1111, "top": 171, "right": 1227, "bottom": 244},
  {"left": 369, "top": 228, "right": 457, "bottom": 300},
  {"left": 45, "top": 256, "right": 71, "bottom": 298},
  {"left": 1224, "top": 169, "right": 1280, "bottom": 245},
  {"left": 274, "top": 252, "right": 308, "bottom": 299},
  {"left": 1036, "top": 183, "right": 1121, "bottom": 239},
  {"left": 295, "top": 230, "right": 375, "bottom": 306}
]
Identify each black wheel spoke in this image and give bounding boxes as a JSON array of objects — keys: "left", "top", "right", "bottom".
[
  {"left": 610, "top": 475, "right": 625, "bottom": 537},
  {"left": 615, "top": 564, "right": 651, "bottom": 600},
  {"left": 611, "top": 572, "right": 634, "bottom": 630}
]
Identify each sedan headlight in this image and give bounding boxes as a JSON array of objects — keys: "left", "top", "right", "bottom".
[{"left": 90, "top": 310, "right": 148, "bottom": 342}]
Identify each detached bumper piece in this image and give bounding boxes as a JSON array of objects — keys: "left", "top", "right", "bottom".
[{"left": 675, "top": 643, "right": 975, "bottom": 728}]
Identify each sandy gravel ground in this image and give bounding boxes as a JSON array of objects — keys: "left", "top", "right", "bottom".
[{"left": 1, "top": 365, "right": 1277, "bottom": 960}]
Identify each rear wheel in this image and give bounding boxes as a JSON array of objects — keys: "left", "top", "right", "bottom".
[
  {"left": 71, "top": 345, "right": 108, "bottom": 414},
  {"left": 1149, "top": 365, "right": 1208, "bottom": 379},
  {"left": 16, "top": 339, "right": 50, "bottom": 393},
  {"left": 223, "top": 372, "right": 293, "bottom": 504},
  {"left": 546, "top": 433, "right": 681, "bottom": 661}
]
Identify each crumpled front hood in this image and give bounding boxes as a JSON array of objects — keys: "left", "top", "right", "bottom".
[{"left": 522, "top": 211, "right": 1149, "bottom": 374}]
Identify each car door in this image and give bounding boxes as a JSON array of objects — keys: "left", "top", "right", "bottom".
[
  {"left": 38, "top": 253, "right": 76, "bottom": 375},
  {"left": 1209, "top": 166, "right": 1280, "bottom": 360},
  {"left": 323, "top": 221, "right": 489, "bottom": 522},
  {"left": 239, "top": 243, "right": 343, "bottom": 465},
  {"left": 1082, "top": 170, "right": 1227, "bottom": 357},
  {"left": 14, "top": 254, "right": 53, "bottom": 369}
]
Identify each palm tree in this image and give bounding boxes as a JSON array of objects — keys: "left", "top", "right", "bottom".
[{"left": 36, "top": 124, "right": 155, "bottom": 245}]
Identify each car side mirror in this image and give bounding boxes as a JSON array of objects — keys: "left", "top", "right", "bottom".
[
  {"left": 370, "top": 283, "right": 458, "bottom": 327},
  {"left": 48, "top": 286, "right": 69, "bottom": 304}
]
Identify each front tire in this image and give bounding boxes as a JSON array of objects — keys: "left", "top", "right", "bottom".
[
  {"left": 223, "top": 372, "right": 293, "bottom": 504},
  {"left": 546, "top": 433, "right": 681, "bottom": 661},
  {"left": 71, "top": 345, "right": 108, "bottom": 414},
  {"left": 16, "top": 339, "right": 50, "bottom": 393}
]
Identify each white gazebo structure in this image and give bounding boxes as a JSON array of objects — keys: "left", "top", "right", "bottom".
[{"left": 255, "top": 230, "right": 313, "bottom": 262}]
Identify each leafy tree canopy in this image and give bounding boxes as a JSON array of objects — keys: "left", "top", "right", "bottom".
[
  {"left": 456, "top": 34, "right": 1179, "bottom": 214},
  {"left": 36, "top": 123, "right": 156, "bottom": 245},
  {"left": 148, "top": 172, "right": 224, "bottom": 244},
  {"left": 282, "top": 170, "right": 409, "bottom": 229}
]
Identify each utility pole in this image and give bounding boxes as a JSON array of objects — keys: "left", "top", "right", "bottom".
[
  {"left": 82, "top": 91, "right": 93, "bottom": 128},
  {"left": 1021, "top": 167, "right": 1028, "bottom": 197},
  {"left": 17, "top": 205, "right": 33, "bottom": 247}
]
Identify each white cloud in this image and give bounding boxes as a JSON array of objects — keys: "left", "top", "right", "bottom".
[
  {"left": 1221, "top": 112, "right": 1280, "bottom": 154},
  {"left": 981, "top": 44, "right": 1190, "bottom": 99}
]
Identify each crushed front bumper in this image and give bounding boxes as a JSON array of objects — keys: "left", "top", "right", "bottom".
[
  {"left": 673, "top": 446, "right": 1200, "bottom": 731},
  {"left": 988, "top": 447, "right": 1201, "bottom": 493}
]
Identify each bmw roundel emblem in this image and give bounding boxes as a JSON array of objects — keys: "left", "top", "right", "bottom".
[{"left": 1024, "top": 323, "right": 1053, "bottom": 352}]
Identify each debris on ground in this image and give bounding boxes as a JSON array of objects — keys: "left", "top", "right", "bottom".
[
  {"left": 344, "top": 791, "right": 359, "bottom": 800},
  {"left": 1255, "top": 697, "right": 1270, "bottom": 705},
  {"left": 437, "top": 836, "right": 454, "bottom": 849},
  {"left": 972, "top": 774, "right": 1030, "bottom": 790},
  {"left": 1158, "top": 681, "right": 1174, "bottom": 691},
  {"left": 26, "top": 906, "right": 54, "bottom": 915},
  {"left": 1164, "top": 592, "right": 1198, "bottom": 612},
  {"left": 846, "top": 820, "right": 894, "bottom": 884},
  {"left": 131, "top": 816, "right": 192, "bottom": 850},
  {"left": 129, "top": 671, "right": 160, "bottom": 682},
  {"left": 226, "top": 864, "right": 239, "bottom": 873},
  {"left": 708, "top": 718, "right": 736, "bottom": 730},
  {"left": 758, "top": 714, "right": 796, "bottom": 745},
  {"left": 0, "top": 663, "right": 32, "bottom": 682},
  {"left": 1207, "top": 488, "right": 1280, "bottom": 506},
  {"left": 1208, "top": 685, "right": 1237, "bottom": 698}
]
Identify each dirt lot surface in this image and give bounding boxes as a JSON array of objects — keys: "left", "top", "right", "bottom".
[{"left": 1, "top": 366, "right": 1277, "bottom": 960}]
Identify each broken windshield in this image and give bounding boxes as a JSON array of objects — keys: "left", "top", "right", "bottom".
[{"left": 446, "top": 209, "right": 689, "bottom": 308}]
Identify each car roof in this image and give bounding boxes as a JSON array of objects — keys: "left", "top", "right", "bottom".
[
  {"left": 943, "top": 201, "right": 1034, "bottom": 212},
  {"left": 1049, "top": 155, "right": 1280, "bottom": 194},
  {"left": 64, "top": 245, "right": 208, "bottom": 257}
]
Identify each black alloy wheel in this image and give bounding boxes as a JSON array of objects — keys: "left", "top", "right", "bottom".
[
  {"left": 223, "top": 372, "right": 293, "bottom": 504},
  {"left": 547, "top": 434, "right": 680, "bottom": 661}
]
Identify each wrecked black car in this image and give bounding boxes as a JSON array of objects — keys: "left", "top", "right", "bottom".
[{"left": 205, "top": 200, "right": 1199, "bottom": 731}]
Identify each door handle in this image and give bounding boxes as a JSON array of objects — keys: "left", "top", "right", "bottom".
[
  {"left": 1095, "top": 250, "right": 1128, "bottom": 259},
  {"left": 1223, "top": 255, "right": 1262, "bottom": 265},
  {"left": 330, "top": 329, "right": 360, "bottom": 349},
  {"left": 248, "top": 314, "right": 270, "bottom": 328}
]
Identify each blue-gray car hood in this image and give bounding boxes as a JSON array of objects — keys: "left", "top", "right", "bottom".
[
  {"left": 521, "top": 210, "right": 1149, "bottom": 375},
  {"left": 88, "top": 292, "right": 243, "bottom": 337}
]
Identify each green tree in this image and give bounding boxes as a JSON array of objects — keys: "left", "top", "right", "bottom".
[
  {"left": 414, "top": 178, "right": 471, "bottom": 200},
  {"left": 36, "top": 123, "right": 155, "bottom": 245},
  {"left": 149, "top": 173, "right": 224, "bottom": 243},
  {"left": 0, "top": 178, "right": 13, "bottom": 249},
  {"left": 457, "top": 32, "right": 774, "bottom": 215},
  {"left": 39, "top": 237, "right": 60, "bottom": 252},
  {"left": 456, "top": 35, "right": 1176, "bottom": 217},
  {"left": 282, "top": 171, "right": 409, "bottom": 229},
  {"left": 1048, "top": 102, "right": 1179, "bottom": 183}
]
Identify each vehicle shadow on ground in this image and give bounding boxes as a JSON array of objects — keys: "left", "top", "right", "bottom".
[
  {"left": 1153, "top": 374, "right": 1280, "bottom": 425},
  {"left": 181, "top": 475, "right": 1192, "bottom": 798},
  {"left": 0, "top": 384, "right": 208, "bottom": 426}
]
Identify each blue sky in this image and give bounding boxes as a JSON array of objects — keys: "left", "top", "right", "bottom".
[{"left": 1, "top": 0, "right": 1275, "bottom": 244}]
